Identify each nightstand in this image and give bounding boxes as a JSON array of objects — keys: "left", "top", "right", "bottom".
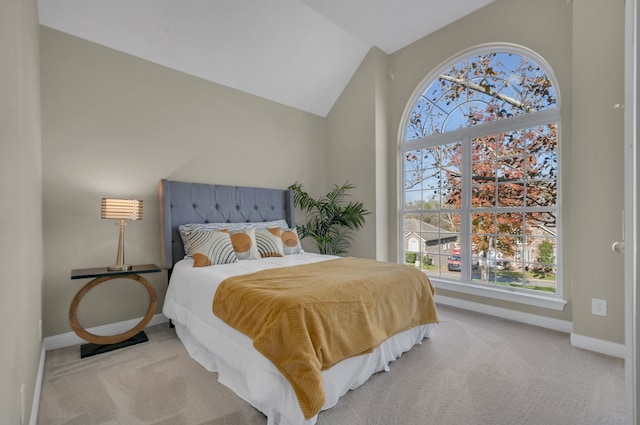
[{"left": 69, "top": 264, "right": 161, "bottom": 358}]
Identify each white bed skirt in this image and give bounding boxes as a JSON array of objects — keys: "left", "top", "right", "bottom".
[{"left": 172, "top": 317, "right": 435, "bottom": 425}]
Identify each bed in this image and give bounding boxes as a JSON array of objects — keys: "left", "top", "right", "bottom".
[{"left": 158, "top": 179, "right": 438, "bottom": 425}]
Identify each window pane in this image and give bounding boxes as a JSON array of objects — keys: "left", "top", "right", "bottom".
[
  {"left": 404, "top": 190, "right": 422, "bottom": 210},
  {"left": 497, "top": 183, "right": 525, "bottom": 207},
  {"left": 524, "top": 236, "right": 557, "bottom": 293},
  {"left": 401, "top": 212, "right": 462, "bottom": 278},
  {"left": 404, "top": 149, "right": 423, "bottom": 190},
  {"left": 472, "top": 184, "right": 496, "bottom": 207},
  {"left": 423, "top": 170, "right": 441, "bottom": 192},
  {"left": 497, "top": 156, "right": 525, "bottom": 181},
  {"left": 441, "top": 142, "right": 463, "bottom": 166},
  {"left": 525, "top": 212, "right": 556, "bottom": 236},
  {"left": 443, "top": 185, "right": 462, "bottom": 209},
  {"left": 496, "top": 212, "right": 523, "bottom": 235},
  {"left": 524, "top": 124, "right": 558, "bottom": 208},
  {"left": 444, "top": 163, "right": 462, "bottom": 187},
  {"left": 473, "top": 139, "right": 498, "bottom": 161},
  {"left": 472, "top": 212, "right": 495, "bottom": 235},
  {"left": 526, "top": 180, "right": 557, "bottom": 207},
  {"left": 525, "top": 124, "right": 558, "bottom": 154},
  {"left": 497, "top": 130, "right": 526, "bottom": 157},
  {"left": 422, "top": 147, "right": 441, "bottom": 169}
]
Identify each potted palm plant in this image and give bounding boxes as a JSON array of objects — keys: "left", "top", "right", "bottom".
[{"left": 288, "top": 182, "right": 370, "bottom": 255}]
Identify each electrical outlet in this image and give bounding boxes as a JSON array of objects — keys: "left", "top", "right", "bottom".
[{"left": 592, "top": 298, "right": 607, "bottom": 316}]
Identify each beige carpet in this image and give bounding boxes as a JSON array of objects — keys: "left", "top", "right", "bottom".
[{"left": 37, "top": 305, "right": 626, "bottom": 425}]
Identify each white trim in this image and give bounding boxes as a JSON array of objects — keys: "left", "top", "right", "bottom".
[
  {"left": 433, "top": 279, "right": 568, "bottom": 311},
  {"left": 436, "top": 294, "right": 572, "bottom": 333},
  {"left": 624, "top": 0, "right": 639, "bottom": 422},
  {"left": 571, "top": 333, "right": 626, "bottom": 359},
  {"left": 43, "top": 313, "right": 169, "bottom": 351},
  {"left": 29, "top": 344, "right": 45, "bottom": 425}
]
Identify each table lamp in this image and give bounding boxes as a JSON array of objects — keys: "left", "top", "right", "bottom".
[{"left": 101, "top": 198, "right": 143, "bottom": 271}]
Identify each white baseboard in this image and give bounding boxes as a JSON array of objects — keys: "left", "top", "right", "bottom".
[
  {"left": 435, "top": 294, "right": 573, "bottom": 333},
  {"left": 43, "top": 313, "right": 169, "bottom": 351},
  {"left": 436, "top": 295, "right": 624, "bottom": 358},
  {"left": 29, "top": 344, "right": 45, "bottom": 425},
  {"left": 571, "top": 332, "right": 625, "bottom": 359}
]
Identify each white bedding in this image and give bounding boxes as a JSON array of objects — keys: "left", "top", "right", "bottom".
[{"left": 163, "top": 253, "right": 435, "bottom": 425}]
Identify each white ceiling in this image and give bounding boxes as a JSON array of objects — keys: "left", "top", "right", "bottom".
[{"left": 37, "top": 0, "right": 494, "bottom": 116}]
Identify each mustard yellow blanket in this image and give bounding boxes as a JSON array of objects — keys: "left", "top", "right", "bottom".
[{"left": 212, "top": 257, "right": 438, "bottom": 419}]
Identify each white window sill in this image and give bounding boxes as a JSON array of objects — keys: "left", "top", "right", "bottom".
[{"left": 430, "top": 278, "right": 568, "bottom": 311}]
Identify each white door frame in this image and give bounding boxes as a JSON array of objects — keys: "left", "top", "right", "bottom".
[{"left": 625, "top": 0, "right": 638, "bottom": 423}]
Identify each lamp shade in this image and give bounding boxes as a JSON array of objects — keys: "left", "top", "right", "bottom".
[{"left": 101, "top": 198, "right": 143, "bottom": 220}]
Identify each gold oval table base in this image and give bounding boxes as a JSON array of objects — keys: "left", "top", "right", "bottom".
[{"left": 69, "top": 274, "right": 157, "bottom": 346}]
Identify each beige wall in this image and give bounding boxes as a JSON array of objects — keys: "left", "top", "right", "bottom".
[
  {"left": 326, "top": 47, "right": 390, "bottom": 260},
  {"left": 39, "top": 0, "right": 626, "bottom": 345},
  {"left": 571, "top": 0, "right": 625, "bottom": 341},
  {"left": 40, "top": 27, "right": 328, "bottom": 337},
  {"left": 0, "top": 0, "right": 43, "bottom": 423}
]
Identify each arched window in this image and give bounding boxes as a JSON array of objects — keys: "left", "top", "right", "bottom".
[{"left": 400, "top": 45, "right": 562, "bottom": 303}]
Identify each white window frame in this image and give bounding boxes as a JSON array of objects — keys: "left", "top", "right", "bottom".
[{"left": 398, "top": 44, "right": 566, "bottom": 311}]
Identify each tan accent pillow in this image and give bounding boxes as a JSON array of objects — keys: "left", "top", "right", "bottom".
[
  {"left": 230, "top": 227, "right": 260, "bottom": 260},
  {"left": 282, "top": 228, "right": 302, "bottom": 255}
]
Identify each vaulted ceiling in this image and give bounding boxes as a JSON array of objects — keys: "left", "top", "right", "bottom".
[{"left": 37, "top": 0, "right": 494, "bottom": 116}]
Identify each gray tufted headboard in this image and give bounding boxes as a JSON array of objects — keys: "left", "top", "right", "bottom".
[{"left": 158, "top": 179, "right": 295, "bottom": 270}]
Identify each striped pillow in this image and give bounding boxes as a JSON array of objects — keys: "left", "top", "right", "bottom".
[
  {"left": 256, "top": 228, "right": 285, "bottom": 258},
  {"left": 184, "top": 230, "right": 238, "bottom": 267}
]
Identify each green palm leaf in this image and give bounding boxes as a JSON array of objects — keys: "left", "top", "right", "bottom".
[{"left": 288, "top": 182, "right": 369, "bottom": 256}]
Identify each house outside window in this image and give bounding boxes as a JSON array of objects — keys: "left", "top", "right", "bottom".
[{"left": 400, "top": 45, "right": 561, "bottom": 302}]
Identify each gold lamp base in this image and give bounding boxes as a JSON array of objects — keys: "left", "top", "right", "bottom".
[{"left": 108, "top": 219, "right": 131, "bottom": 271}]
